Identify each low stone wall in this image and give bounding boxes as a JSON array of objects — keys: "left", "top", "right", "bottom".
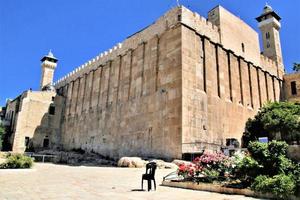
[
  {"left": 161, "top": 180, "right": 297, "bottom": 199},
  {"left": 35, "top": 150, "right": 116, "bottom": 166}
]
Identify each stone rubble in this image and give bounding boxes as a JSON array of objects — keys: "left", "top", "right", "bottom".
[
  {"left": 37, "top": 150, "right": 116, "bottom": 166},
  {"left": 172, "top": 159, "right": 194, "bottom": 166},
  {"left": 117, "top": 157, "right": 179, "bottom": 169}
]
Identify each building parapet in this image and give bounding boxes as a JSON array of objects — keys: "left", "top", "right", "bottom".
[
  {"left": 53, "top": 6, "right": 222, "bottom": 89},
  {"left": 54, "top": 5, "right": 282, "bottom": 88},
  {"left": 180, "top": 6, "right": 220, "bottom": 43},
  {"left": 283, "top": 72, "right": 300, "bottom": 79},
  {"left": 54, "top": 6, "right": 183, "bottom": 88},
  {"left": 260, "top": 54, "right": 283, "bottom": 77}
]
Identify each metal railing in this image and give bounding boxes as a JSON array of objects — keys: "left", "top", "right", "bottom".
[{"left": 24, "top": 152, "right": 57, "bottom": 163}]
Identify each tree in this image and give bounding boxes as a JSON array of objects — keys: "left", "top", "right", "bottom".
[
  {"left": 293, "top": 62, "right": 300, "bottom": 72},
  {"left": 242, "top": 102, "right": 300, "bottom": 147}
]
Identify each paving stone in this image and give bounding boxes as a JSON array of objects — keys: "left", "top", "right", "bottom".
[{"left": 0, "top": 163, "right": 262, "bottom": 200}]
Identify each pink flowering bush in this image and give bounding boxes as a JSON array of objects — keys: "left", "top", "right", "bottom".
[
  {"left": 177, "top": 151, "right": 234, "bottom": 182},
  {"left": 194, "top": 152, "right": 229, "bottom": 166},
  {"left": 195, "top": 152, "right": 232, "bottom": 169}
]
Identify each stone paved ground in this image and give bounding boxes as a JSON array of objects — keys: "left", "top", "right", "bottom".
[{"left": 0, "top": 163, "right": 263, "bottom": 200}]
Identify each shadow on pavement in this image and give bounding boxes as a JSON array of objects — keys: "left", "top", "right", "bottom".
[{"left": 131, "top": 189, "right": 146, "bottom": 192}]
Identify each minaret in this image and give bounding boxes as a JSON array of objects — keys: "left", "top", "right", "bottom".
[
  {"left": 256, "top": 4, "right": 283, "bottom": 65},
  {"left": 40, "top": 50, "right": 58, "bottom": 90}
]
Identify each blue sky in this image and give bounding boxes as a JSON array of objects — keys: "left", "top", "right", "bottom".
[{"left": 0, "top": 0, "right": 299, "bottom": 106}]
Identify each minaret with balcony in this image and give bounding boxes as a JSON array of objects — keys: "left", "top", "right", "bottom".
[
  {"left": 40, "top": 50, "right": 58, "bottom": 90},
  {"left": 256, "top": 4, "right": 283, "bottom": 66}
]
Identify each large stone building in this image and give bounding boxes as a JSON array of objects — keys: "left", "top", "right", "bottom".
[
  {"left": 2, "top": 5, "right": 298, "bottom": 159},
  {"left": 2, "top": 52, "right": 63, "bottom": 152}
]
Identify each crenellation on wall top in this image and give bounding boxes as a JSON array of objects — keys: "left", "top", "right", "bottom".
[
  {"left": 54, "top": 6, "right": 224, "bottom": 89},
  {"left": 181, "top": 6, "right": 220, "bottom": 43},
  {"left": 260, "top": 54, "right": 278, "bottom": 68},
  {"left": 260, "top": 54, "right": 283, "bottom": 77},
  {"left": 54, "top": 6, "right": 183, "bottom": 88}
]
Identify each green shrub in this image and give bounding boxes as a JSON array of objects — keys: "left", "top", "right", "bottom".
[
  {"left": 0, "top": 153, "right": 33, "bottom": 169},
  {"left": 242, "top": 101, "right": 300, "bottom": 145},
  {"left": 247, "top": 141, "right": 294, "bottom": 176},
  {"left": 247, "top": 141, "right": 269, "bottom": 163},
  {"left": 235, "top": 156, "right": 263, "bottom": 185},
  {"left": 276, "top": 155, "right": 294, "bottom": 174},
  {"left": 290, "top": 163, "right": 300, "bottom": 196},
  {"left": 251, "top": 174, "right": 296, "bottom": 199},
  {"left": 268, "top": 140, "right": 288, "bottom": 157},
  {"left": 195, "top": 168, "right": 221, "bottom": 183},
  {"left": 236, "top": 156, "right": 262, "bottom": 175}
]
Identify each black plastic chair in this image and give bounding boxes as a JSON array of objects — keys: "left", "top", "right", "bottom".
[{"left": 141, "top": 162, "right": 157, "bottom": 191}]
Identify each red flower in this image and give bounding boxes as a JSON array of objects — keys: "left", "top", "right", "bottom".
[{"left": 179, "top": 164, "right": 186, "bottom": 172}]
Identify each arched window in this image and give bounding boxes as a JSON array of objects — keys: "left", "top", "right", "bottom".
[
  {"left": 266, "top": 32, "right": 270, "bottom": 39},
  {"left": 267, "top": 42, "right": 270, "bottom": 48}
]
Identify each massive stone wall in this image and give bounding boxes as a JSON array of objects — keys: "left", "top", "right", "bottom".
[
  {"left": 58, "top": 25, "right": 182, "bottom": 160},
  {"left": 54, "top": 6, "right": 223, "bottom": 159},
  {"left": 53, "top": 6, "right": 284, "bottom": 159},
  {"left": 181, "top": 24, "right": 282, "bottom": 152}
]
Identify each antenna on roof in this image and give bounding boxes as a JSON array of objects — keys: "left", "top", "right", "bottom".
[{"left": 176, "top": 0, "right": 180, "bottom": 7}]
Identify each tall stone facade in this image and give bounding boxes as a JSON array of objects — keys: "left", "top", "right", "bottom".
[
  {"left": 4, "top": 5, "right": 291, "bottom": 160},
  {"left": 57, "top": 8, "right": 183, "bottom": 159},
  {"left": 3, "top": 91, "right": 63, "bottom": 152}
]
